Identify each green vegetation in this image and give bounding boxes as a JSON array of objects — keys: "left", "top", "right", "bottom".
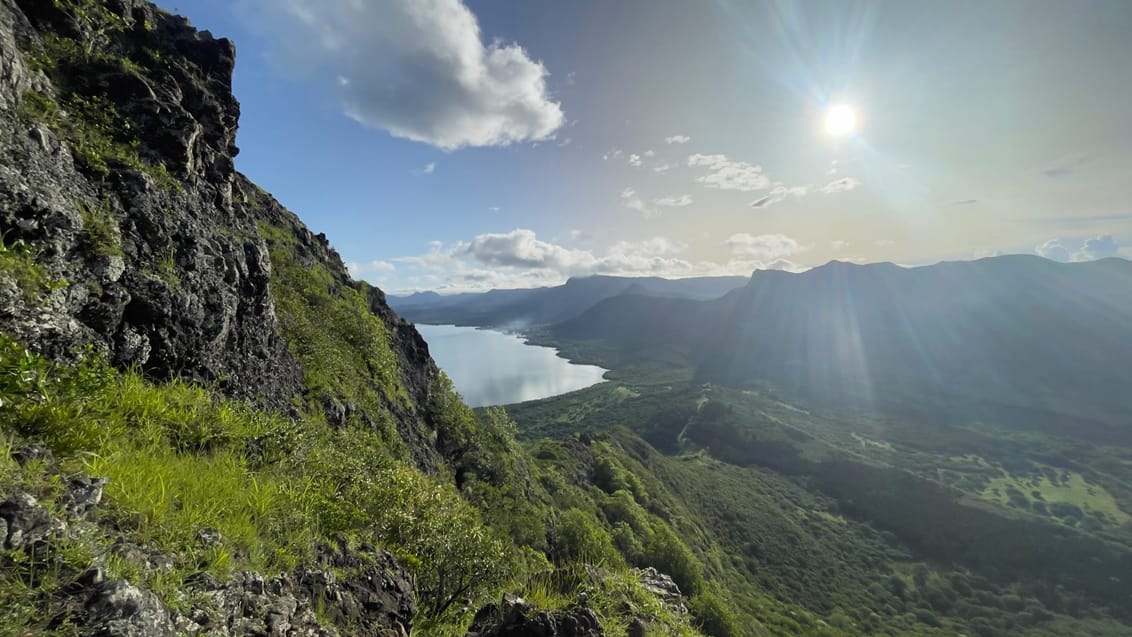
[
  {"left": 506, "top": 372, "right": 1132, "bottom": 636},
  {"left": 0, "top": 232, "right": 66, "bottom": 302},
  {"left": 0, "top": 336, "right": 517, "bottom": 632},
  {"left": 77, "top": 198, "right": 122, "bottom": 257},
  {"left": 257, "top": 220, "right": 408, "bottom": 446}
]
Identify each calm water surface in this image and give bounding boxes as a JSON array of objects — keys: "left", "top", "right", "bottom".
[{"left": 415, "top": 324, "right": 608, "bottom": 407}]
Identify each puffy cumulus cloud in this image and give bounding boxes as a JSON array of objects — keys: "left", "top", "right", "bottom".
[
  {"left": 602, "top": 148, "right": 624, "bottom": 161},
  {"left": 458, "top": 229, "right": 592, "bottom": 270},
  {"left": 1037, "top": 235, "right": 1123, "bottom": 262},
  {"left": 687, "top": 154, "right": 772, "bottom": 192},
  {"left": 621, "top": 188, "right": 658, "bottom": 218},
  {"left": 653, "top": 194, "right": 694, "bottom": 207},
  {"left": 725, "top": 233, "right": 805, "bottom": 261},
  {"left": 820, "top": 177, "right": 861, "bottom": 193},
  {"left": 665, "top": 135, "right": 691, "bottom": 144},
  {"left": 1080, "top": 235, "right": 1121, "bottom": 260},
  {"left": 1036, "top": 239, "right": 1074, "bottom": 262},
  {"left": 627, "top": 153, "right": 643, "bottom": 167},
  {"left": 249, "top": 0, "right": 563, "bottom": 150},
  {"left": 750, "top": 184, "right": 807, "bottom": 209},
  {"left": 381, "top": 229, "right": 808, "bottom": 292}
]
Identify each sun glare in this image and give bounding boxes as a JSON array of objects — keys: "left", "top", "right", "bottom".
[{"left": 825, "top": 104, "right": 858, "bottom": 137}]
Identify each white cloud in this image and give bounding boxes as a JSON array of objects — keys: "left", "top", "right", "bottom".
[
  {"left": 1080, "top": 235, "right": 1121, "bottom": 260},
  {"left": 247, "top": 0, "right": 564, "bottom": 150},
  {"left": 458, "top": 229, "right": 591, "bottom": 270},
  {"left": 665, "top": 135, "right": 691, "bottom": 144},
  {"left": 725, "top": 233, "right": 804, "bottom": 261},
  {"left": 827, "top": 160, "right": 840, "bottom": 176},
  {"left": 652, "top": 162, "right": 675, "bottom": 173},
  {"left": 603, "top": 148, "right": 623, "bottom": 161},
  {"left": 347, "top": 260, "right": 396, "bottom": 276},
  {"left": 488, "top": 206, "right": 501, "bottom": 212},
  {"left": 643, "top": 150, "right": 656, "bottom": 157},
  {"left": 621, "top": 187, "right": 658, "bottom": 218},
  {"left": 1036, "top": 239, "right": 1073, "bottom": 262},
  {"left": 422, "top": 162, "right": 436, "bottom": 174},
  {"left": 820, "top": 177, "right": 861, "bottom": 193},
  {"left": 556, "top": 137, "right": 572, "bottom": 147},
  {"left": 1037, "top": 235, "right": 1123, "bottom": 262},
  {"left": 382, "top": 229, "right": 808, "bottom": 293},
  {"left": 627, "top": 153, "right": 643, "bottom": 167},
  {"left": 653, "top": 194, "right": 693, "bottom": 207},
  {"left": 830, "top": 240, "right": 849, "bottom": 251},
  {"left": 750, "top": 184, "right": 807, "bottom": 209},
  {"left": 688, "top": 154, "right": 772, "bottom": 192}
]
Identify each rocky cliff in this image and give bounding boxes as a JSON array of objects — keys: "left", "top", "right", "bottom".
[{"left": 0, "top": 0, "right": 448, "bottom": 469}]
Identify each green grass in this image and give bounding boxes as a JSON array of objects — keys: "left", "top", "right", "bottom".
[
  {"left": 0, "top": 336, "right": 513, "bottom": 631},
  {"left": 981, "top": 467, "right": 1131, "bottom": 527},
  {"left": 0, "top": 232, "right": 65, "bottom": 302},
  {"left": 77, "top": 199, "right": 122, "bottom": 257},
  {"left": 257, "top": 220, "right": 408, "bottom": 447}
]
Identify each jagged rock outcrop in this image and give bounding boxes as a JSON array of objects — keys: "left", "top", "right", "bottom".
[
  {"left": 0, "top": 0, "right": 450, "bottom": 471},
  {"left": 0, "top": 0, "right": 304, "bottom": 410},
  {"left": 634, "top": 567, "right": 687, "bottom": 614},
  {"left": 466, "top": 594, "right": 603, "bottom": 637}
]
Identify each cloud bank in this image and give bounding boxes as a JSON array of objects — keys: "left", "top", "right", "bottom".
[
  {"left": 249, "top": 0, "right": 564, "bottom": 149},
  {"left": 380, "top": 229, "right": 805, "bottom": 292},
  {"left": 1036, "top": 234, "right": 1123, "bottom": 262}
]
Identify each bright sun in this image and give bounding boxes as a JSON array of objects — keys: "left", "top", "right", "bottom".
[{"left": 825, "top": 104, "right": 858, "bottom": 137}]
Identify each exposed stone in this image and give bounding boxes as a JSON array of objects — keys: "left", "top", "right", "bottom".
[
  {"left": 634, "top": 567, "right": 687, "bottom": 614},
  {"left": 86, "top": 580, "right": 178, "bottom": 637},
  {"left": 466, "top": 594, "right": 603, "bottom": 637},
  {"left": 12, "top": 443, "right": 53, "bottom": 466},
  {"left": 0, "top": 492, "right": 66, "bottom": 549},
  {"left": 61, "top": 475, "right": 108, "bottom": 518}
]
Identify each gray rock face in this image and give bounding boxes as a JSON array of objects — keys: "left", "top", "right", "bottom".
[
  {"left": 0, "top": 491, "right": 66, "bottom": 549},
  {"left": 634, "top": 567, "right": 688, "bottom": 614},
  {"left": 0, "top": 0, "right": 303, "bottom": 410},
  {"left": 61, "top": 475, "right": 108, "bottom": 518},
  {"left": 466, "top": 594, "right": 603, "bottom": 637}
]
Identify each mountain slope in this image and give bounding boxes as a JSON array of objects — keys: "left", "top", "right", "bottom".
[{"left": 553, "top": 256, "right": 1132, "bottom": 432}]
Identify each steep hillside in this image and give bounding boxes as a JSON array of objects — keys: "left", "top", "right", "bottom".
[{"left": 553, "top": 256, "right": 1132, "bottom": 431}]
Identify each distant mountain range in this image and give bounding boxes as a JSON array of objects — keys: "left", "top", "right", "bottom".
[
  {"left": 388, "top": 274, "right": 749, "bottom": 328},
  {"left": 552, "top": 256, "right": 1132, "bottom": 434}
]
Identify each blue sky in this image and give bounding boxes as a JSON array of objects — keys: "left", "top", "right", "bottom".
[{"left": 161, "top": 0, "right": 1132, "bottom": 292}]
